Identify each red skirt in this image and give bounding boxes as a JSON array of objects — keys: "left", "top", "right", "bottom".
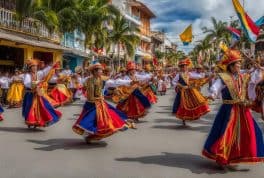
[
  {"left": 142, "top": 87, "right": 157, "bottom": 104},
  {"left": 175, "top": 88, "right": 210, "bottom": 120},
  {"left": 50, "top": 84, "right": 72, "bottom": 105},
  {"left": 116, "top": 89, "right": 151, "bottom": 120}
]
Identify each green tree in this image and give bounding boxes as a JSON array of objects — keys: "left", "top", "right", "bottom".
[
  {"left": 166, "top": 51, "right": 185, "bottom": 66},
  {"left": 108, "top": 14, "right": 140, "bottom": 67},
  {"left": 14, "top": 0, "right": 34, "bottom": 26},
  {"left": 202, "top": 17, "right": 229, "bottom": 46},
  {"left": 77, "top": 0, "right": 119, "bottom": 50},
  {"left": 32, "top": 0, "right": 78, "bottom": 34}
]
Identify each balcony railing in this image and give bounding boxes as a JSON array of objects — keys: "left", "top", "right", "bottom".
[{"left": 0, "top": 8, "right": 60, "bottom": 42}]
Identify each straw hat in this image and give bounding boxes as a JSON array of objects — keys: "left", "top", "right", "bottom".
[{"left": 88, "top": 61, "right": 103, "bottom": 71}]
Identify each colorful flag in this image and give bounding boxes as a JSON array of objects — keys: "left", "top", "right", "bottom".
[
  {"left": 256, "top": 16, "right": 264, "bottom": 27},
  {"left": 227, "top": 27, "right": 241, "bottom": 40},
  {"left": 179, "top": 25, "right": 193, "bottom": 45},
  {"left": 232, "top": 0, "right": 260, "bottom": 42}
]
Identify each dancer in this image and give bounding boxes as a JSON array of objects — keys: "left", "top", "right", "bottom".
[
  {"left": 172, "top": 58, "right": 210, "bottom": 125},
  {"left": 249, "top": 58, "right": 264, "bottom": 120},
  {"left": 116, "top": 62, "right": 151, "bottom": 122},
  {"left": 49, "top": 68, "right": 73, "bottom": 106},
  {"left": 72, "top": 62, "right": 128, "bottom": 143},
  {"left": 141, "top": 65, "right": 157, "bottom": 104},
  {"left": 0, "top": 72, "right": 11, "bottom": 106},
  {"left": 7, "top": 69, "right": 24, "bottom": 108},
  {"left": 202, "top": 49, "right": 264, "bottom": 166},
  {"left": 22, "top": 60, "right": 62, "bottom": 128}
]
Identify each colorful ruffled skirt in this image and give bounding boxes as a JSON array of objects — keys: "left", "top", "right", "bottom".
[
  {"left": 22, "top": 91, "right": 62, "bottom": 127},
  {"left": 7, "top": 82, "right": 24, "bottom": 107},
  {"left": 142, "top": 86, "right": 158, "bottom": 104},
  {"left": 50, "top": 84, "right": 73, "bottom": 105},
  {"left": 116, "top": 88, "right": 151, "bottom": 120},
  {"left": 203, "top": 104, "right": 264, "bottom": 165},
  {"left": 72, "top": 100, "right": 128, "bottom": 140},
  {"left": 40, "top": 83, "right": 60, "bottom": 107},
  {"left": 172, "top": 88, "right": 210, "bottom": 120}
]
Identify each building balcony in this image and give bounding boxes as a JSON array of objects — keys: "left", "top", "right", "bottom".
[
  {"left": 136, "top": 47, "right": 152, "bottom": 58},
  {"left": 0, "top": 8, "right": 60, "bottom": 43},
  {"left": 122, "top": 11, "right": 141, "bottom": 26},
  {"left": 133, "top": 32, "right": 151, "bottom": 43}
]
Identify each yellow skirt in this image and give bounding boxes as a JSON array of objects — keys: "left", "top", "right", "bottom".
[{"left": 7, "top": 82, "right": 24, "bottom": 105}]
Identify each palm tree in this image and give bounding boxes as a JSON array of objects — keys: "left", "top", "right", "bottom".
[
  {"left": 202, "top": 17, "right": 228, "bottom": 46},
  {"left": 166, "top": 51, "right": 185, "bottom": 66},
  {"left": 77, "top": 0, "right": 119, "bottom": 50},
  {"left": 108, "top": 14, "right": 140, "bottom": 68},
  {"left": 32, "top": 0, "right": 78, "bottom": 34},
  {"left": 14, "top": 0, "right": 34, "bottom": 26}
]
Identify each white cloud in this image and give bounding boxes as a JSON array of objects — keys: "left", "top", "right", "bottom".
[{"left": 141, "top": 0, "right": 264, "bottom": 52}]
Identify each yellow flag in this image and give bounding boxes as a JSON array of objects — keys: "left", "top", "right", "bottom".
[{"left": 179, "top": 25, "right": 193, "bottom": 45}]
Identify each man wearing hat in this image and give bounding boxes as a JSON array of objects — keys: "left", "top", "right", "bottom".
[{"left": 72, "top": 62, "right": 128, "bottom": 143}]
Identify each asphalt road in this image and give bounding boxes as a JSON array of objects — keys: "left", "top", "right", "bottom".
[{"left": 0, "top": 89, "right": 263, "bottom": 178}]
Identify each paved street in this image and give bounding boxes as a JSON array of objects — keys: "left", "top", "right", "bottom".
[{"left": 0, "top": 89, "right": 264, "bottom": 178}]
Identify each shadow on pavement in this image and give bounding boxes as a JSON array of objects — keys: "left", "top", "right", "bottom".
[
  {"left": 27, "top": 138, "right": 107, "bottom": 151},
  {"left": 154, "top": 118, "right": 181, "bottom": 124},
  {"left": 116, "top": 152, "right": 250, "bottom": 174},
  {"left": 152, "top": 125, "right": 211, "bottom": 133},
  {"left": 0, "top": 126, "right": 44, "bottom": 133}
]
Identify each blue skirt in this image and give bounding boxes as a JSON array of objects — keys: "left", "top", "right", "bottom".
[
  {"left": 22, "top": 92, "right": 61, "bottom": 127},
  {"left": 73, "top": 101, "right": 127, "bottom": 139}
]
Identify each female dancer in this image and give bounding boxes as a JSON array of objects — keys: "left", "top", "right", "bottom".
[
  {"left": 72, "top": 62, "right": 128, "bottom": 143},
  {"left": 172, "top": 58, "right": 210, "bottom": 125},
  {"left": 49, "top": 68, "right": 73, "bottom": 106},
  {"left": 141, "top": 65, "right": 158, "bottom": 104},
  {"left": 202, "top": 49, "right": 264, "bottom": 166},
  {"left": 7, "top": 69, "right": 24, "bottom": 108},
  {"left": 22, "top": 60, "right": 61, "bottom": 128},
  {"left": 115, "top": 62, "right": 151, "bottom": 122}
]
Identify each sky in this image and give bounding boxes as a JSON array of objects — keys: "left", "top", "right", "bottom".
[{"left": 141, "top": 0, "right": 264, "bottom": 53}]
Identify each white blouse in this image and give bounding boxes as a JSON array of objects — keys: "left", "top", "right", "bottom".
[
  {"left": 23, "top": 66, "right": 51, "bottom": 89},
  {"left": 172, "top": 72, "right": 205, "bottom": 87},
  {"left": 248, "top": 69, "right": 264, "bottom": 100}
]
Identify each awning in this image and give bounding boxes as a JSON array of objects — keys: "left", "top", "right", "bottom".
[
  {"left": 0, "top": 30, "right": 67, "bottom": 51},
  {"left": 64, "top": 48, "right": 90, "bottom": 58}
]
